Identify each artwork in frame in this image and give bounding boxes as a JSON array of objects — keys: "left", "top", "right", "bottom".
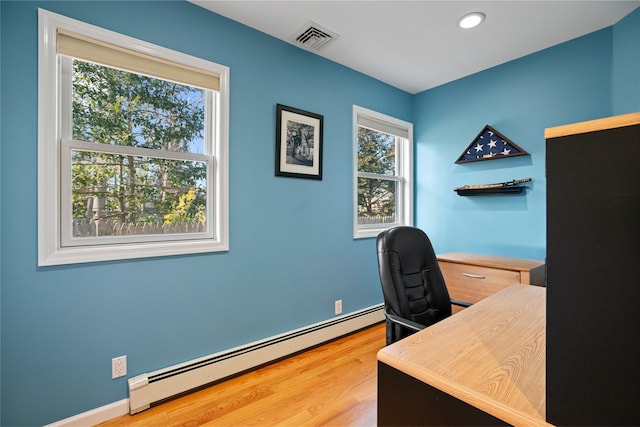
[{"left": 275, "top": 104, "right": 323, "bottom": 180}]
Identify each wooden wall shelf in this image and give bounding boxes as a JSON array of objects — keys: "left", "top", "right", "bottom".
[
  {"left": 454, "top": 178, "right": 531, "bottom": 196},
  {"left": 455, "top": 186, "right": 525, "bottom": 196}
]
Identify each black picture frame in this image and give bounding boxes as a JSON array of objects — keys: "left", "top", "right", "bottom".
[{"left": 275, "top": 104, "right": 323, "bottom": 180}]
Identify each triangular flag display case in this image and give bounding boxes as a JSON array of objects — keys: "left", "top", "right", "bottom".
[{"left": 456, "top": 125, "right": 529, "bottom": 163}]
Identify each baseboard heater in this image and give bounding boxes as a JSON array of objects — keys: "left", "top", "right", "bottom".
[{"left": 128, "top": 304, "right": 384, "bottom": 414}]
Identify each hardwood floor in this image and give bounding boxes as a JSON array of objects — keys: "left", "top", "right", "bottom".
[{"left": 99, "top": 322, "right": 386, "bottom": 427}]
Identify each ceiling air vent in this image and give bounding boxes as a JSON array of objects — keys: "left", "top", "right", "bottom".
[{"left": 294, "top": 22, "right": 339, "bottom": 51}]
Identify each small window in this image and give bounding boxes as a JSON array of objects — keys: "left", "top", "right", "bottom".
[
  {"left": 353, "top": 106, "right": 413, "bottom": 239},
  {"left": 38, "top": 10, "right": 229, "bottom": 265}
]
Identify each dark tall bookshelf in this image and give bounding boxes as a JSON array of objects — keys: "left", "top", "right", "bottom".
[{"left": 545, "top": 113, "right": 640, "bottom": 426}]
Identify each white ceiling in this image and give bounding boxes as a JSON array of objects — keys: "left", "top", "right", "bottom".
[{"left": 189, "top": 1, "right": 639, "bottom": 94}]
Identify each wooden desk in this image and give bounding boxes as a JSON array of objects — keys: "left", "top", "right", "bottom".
[
  {"left": 377, "top": 285, "right": 550, "bottom": 426},
  {"left": 437, "top": 253, "right": 545, "bottom": 313}
]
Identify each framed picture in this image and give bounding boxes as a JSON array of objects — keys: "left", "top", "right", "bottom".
[{"left": 275, "top": 104, "right": 323, "bottom": 180}]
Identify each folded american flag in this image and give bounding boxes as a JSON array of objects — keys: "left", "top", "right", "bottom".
[{"left": 456, "top": 125, "right": 529, "bottom": 163}]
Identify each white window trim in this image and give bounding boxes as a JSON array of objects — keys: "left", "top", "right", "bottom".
[
  {"left": 352, "top": 105, "right": 413, "bottom": 239},
  {"left": 37, "top": 9, "right": 229, "bottom": 266}
]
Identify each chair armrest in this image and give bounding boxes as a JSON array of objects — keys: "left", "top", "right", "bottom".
[
  {"left": 450, "top": 298, "right": 472, "bottom": 308},
  {"left": 384, "top": 308, "right": 425, "bottom": 332}
]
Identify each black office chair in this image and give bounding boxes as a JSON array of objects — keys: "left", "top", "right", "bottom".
[{"left": 376, "top": 226, "right": 471, "bottom": 345}]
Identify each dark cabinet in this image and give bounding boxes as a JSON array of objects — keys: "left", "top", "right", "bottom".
[{"left": 545, "top": 113, "right": 640, "bottom": 426}]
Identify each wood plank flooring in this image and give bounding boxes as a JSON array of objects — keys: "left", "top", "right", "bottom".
[{"left": 99, "top": 322, "right": 386, "bottom": 427}]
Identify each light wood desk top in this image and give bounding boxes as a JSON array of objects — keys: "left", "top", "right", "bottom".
[
  {"left": 437, "top": 252, "right": 545, "bottom": 273},
  {"left": 377, "top": 284, "right": 550, "bottom": 426}
]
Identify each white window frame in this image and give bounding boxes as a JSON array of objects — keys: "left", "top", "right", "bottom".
[
  {"left": 38, "top": 9, "right": 229, "bottom": 266},
  {"left": 353, "top": 105, "right": 413, "bottom": 239}
]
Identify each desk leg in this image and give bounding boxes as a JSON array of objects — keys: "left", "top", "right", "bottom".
[{"left": 377, "top": 362, "right": 508, "bottom": 426}]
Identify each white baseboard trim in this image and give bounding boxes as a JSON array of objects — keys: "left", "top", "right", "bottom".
[
  {"left": 129, "top": 304, "right": 384, "bottom": 414},
  {"left": 45, "top": 399, "right": 129, "bottom": 427},
  {"left": 46, "top": 305, "right": 384, "bottom": 425}
]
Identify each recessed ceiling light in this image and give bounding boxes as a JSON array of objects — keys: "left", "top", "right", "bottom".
[{"left": 458, "top": 12, "right": 485, "bottom": 29}]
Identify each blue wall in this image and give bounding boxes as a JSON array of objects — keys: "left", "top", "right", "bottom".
[
  {"left": 414, "top": 21, "right": 636, "bottom": 260},
  {"left": 1, "top": 2, "right": 638, "bottom": 425},
  {"left": 612, "top": 7, "right": 640, "bottom": 115},
  {"left": 0, "top": 2, "right": 411, "bottom": 425}
]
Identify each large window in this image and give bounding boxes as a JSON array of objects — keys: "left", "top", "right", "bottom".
[
  {"left": 38, "top": 10, "right": 229, "bottom": 265},
  {"left": 353, "top": 106, "right": 413, "bottom": 239}
]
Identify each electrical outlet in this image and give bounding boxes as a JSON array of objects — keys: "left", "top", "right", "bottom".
[
  {"left": 335, "top": 299, "right": 343, "bottom": 315},
  {"left": 112, "top": 355, "right": 127, "bottom": 379}
]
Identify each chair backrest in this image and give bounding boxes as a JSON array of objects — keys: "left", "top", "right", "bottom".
[{"left": 376, "top": 226, "right": 452, "bottom": 328}]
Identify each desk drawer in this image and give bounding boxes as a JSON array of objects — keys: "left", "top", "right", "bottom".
[{"left": 439, "top": 262, "right": 521, "bottom": 304}]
